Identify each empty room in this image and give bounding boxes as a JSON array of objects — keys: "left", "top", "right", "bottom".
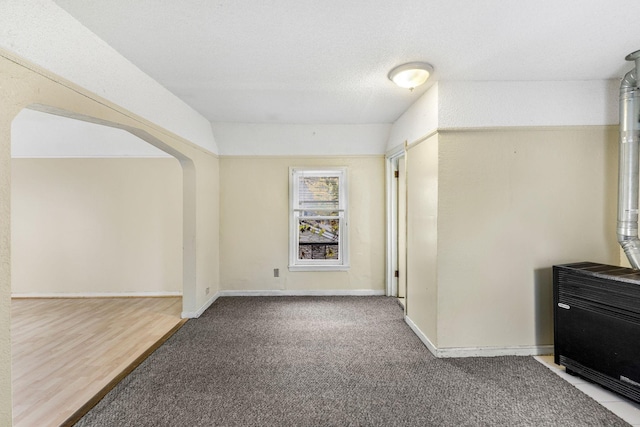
[{"left": 1, "top": 1, "right": 640, "bottom": 426}]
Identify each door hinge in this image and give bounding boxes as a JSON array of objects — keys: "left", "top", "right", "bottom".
[
  {"left": 394, "top": 171, "right": 399, "bottom": 178},
  {"left": 394, "top": 270, "right": 400, "bottom": 278}
]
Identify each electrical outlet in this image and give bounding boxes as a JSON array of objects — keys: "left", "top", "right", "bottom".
[
  {"left": 206, "top": 287, "right": 210, "bottom": 295},
  {"left": 274, "top": 268, "right": 279, "bottom": 278}
]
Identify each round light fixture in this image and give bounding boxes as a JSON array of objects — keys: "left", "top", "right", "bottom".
[{"left": 388, "top": 62, "right": 434, "bottom": 90}]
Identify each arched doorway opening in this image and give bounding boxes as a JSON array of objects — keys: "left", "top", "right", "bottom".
[{"left": 9, "top": 106, "right": 196, "bottom": 426}]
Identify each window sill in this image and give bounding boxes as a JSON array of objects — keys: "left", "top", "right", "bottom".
[{"left": 288, "top": 264, "right": 350, "bottom": 272}]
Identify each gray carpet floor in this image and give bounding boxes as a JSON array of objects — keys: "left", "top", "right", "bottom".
[{"left": 76, "top": 296, "right": 629, "bottom": 426}]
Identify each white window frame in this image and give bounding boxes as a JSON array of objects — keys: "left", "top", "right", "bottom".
[{"left": 289, "top": 167, "right": 349, "bottom": 271}]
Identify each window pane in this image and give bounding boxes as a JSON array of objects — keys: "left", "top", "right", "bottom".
[
  {"left": 298, "top": 176, "right": 339, "bottom": 210},
  {"left": 289, "top": 167, "right": 348, "bottom": 270},
  {"left": 299, "top": 210, "right": 339, "bottom": 217},
  {"left": 299, "top": 244, "right": 339, "bottom": 260},
  {"left": 298, "top": 219, "right": 339, "bottom": 260}
]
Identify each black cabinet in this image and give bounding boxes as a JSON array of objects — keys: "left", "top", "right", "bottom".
[{"left": 553, "top": 262, "right": 640, "bottom": 403}]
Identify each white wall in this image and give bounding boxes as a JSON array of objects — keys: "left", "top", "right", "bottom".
[
  {"left": 0, "top": 0, "right": 218, "bottom": 154},
  {"left": 438, "top": 80, "right": 619, "bottom": 129},
  {"left": 212, "top": 123, "right": 391, "bottom": 156},
  {"left": 386, "top": 80, "right": 619, "bottom": 152},
  {"left": 12, "top": 109, "right": 171, "bottom": 158},
  {"left": 386, "top": 83, "right": 438, "bottom": 151}
]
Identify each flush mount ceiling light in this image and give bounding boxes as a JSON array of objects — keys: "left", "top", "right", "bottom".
[{"left": 388, "top": 62, "right": 434, "bottom": 90}]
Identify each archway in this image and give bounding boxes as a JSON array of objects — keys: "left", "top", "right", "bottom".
[
  {"left": 11, "top": 108, "right": 183, "bottom": 298},
  {"left": 20, "top": 104, "right": 198, "bottom": 313},
  {"left": 0, "top": 50, "right": 220, "bottom": 425}
]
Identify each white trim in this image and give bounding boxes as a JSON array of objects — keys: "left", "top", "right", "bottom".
[
  {"left": 405, "top": 314, "right": 553, "bottom": 358},
  {"left": 218, "top": 154, "right": 385, "bottom": 159},
  {"left": 385, "top": 149, "right": 405, "bottom": 296},
  {"left": 181, "top": 291, "right": 221, "bottom": 318},
  {"left": 436, "top": 344, "right": 555, "bottom": 358},
  {"left": 405, "top": 129, "right": 438, "bottom": 151},
  {"left": 385, "top": 143, "right": 405, "bottom": 158},
  {"left": 288, "top": 265, "right": 351, "bottom": 272},
  {"left": 289, "top": 167, "right": 349, "bottom": 270},
  {"left": 11, "top": 291, "right": 182, "bottom": 298},
  {"left": 182, "top": 289, "right": 384, "bottom": 318},
  {"left": 405, "top": 315, "right": 439, "bottom": 356},
  {"left": 216, "top": 289, "right": 385, "bottom": 297}
]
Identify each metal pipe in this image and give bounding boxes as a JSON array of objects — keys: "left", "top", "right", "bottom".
[{"left": 618, "top": 50, "right": 640, "bottom": 269}]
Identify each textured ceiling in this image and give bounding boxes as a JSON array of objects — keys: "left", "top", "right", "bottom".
[{"left": 53, "top": 0, "right": 640, "bottom": 124}]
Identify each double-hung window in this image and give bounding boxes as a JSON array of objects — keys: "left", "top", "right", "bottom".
[{"left": 289, "top": 167, "right": 349, "bottom": 271}]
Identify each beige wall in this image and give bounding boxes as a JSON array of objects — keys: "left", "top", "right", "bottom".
[
  {"left": 219, "top": 156, "right": 385, "bottom": 292},
  {"left": 0, "top": 98, "right": 12, "bottom": 426},
  {"left": 405, "top": 135, "right": 439, "bottom": 344},
  {"left": 11, "top": 158, "right": 182, "bottom": 295},
  {"left": 434, "top": 127, "right": 619, "bottom": 350},
  {"left": 195, "top": 153, "right": 220, "bottom": 301}
]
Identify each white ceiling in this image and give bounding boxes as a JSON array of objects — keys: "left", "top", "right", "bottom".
[{"left": 53, "top": 0, "right": 640, "bottom": 125}]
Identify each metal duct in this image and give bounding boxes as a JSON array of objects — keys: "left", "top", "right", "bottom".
[{"left": 618, "top": 50, "right": 640, "bottom": 269}]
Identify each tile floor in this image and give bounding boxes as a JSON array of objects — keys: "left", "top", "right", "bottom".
[{"left": 535, "top": 355, "right": 640, "bottom": 426}]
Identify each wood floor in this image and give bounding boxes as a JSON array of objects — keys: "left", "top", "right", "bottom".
[{"left": 11, "top": 297, "right": 184, "bottom": 427}]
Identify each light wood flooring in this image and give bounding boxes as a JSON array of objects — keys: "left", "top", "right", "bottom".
[{"left": 11, "top": 297, "right": 184, "bottom": 427}]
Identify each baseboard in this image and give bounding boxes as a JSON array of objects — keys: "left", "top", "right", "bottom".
[
  {"left": 181, "top": 291, "right": 220, "bottom": 319},
  {"left": 435, "top": 344, "right": 554, "bottom": 358},
  {"left": 217, "top": 289, "right": 386, "bottom": 297},
  {"left": 404, "top": 315, "right": 439, "bottom": 356},
  {"left": 11, "top": 291, "right": 182, "bottom": 298},
  {"left": 405, "top": 314, "right": 554, "bottom": 358},
  {"left": 181, "top": 289, "right": 385, "bottom": 319}
]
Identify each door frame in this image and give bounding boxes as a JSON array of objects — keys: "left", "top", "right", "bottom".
[{"left": 385, "top": 144, "right": 406, "bottom": 297}]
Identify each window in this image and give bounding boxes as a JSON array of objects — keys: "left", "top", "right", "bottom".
[{"left": 289, "top": 167, "right": 349, "bottom": 271}]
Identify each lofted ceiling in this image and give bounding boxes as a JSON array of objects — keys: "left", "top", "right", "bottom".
[{"left": 53, "top": 0, "right": 640, "bottom": 124}]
